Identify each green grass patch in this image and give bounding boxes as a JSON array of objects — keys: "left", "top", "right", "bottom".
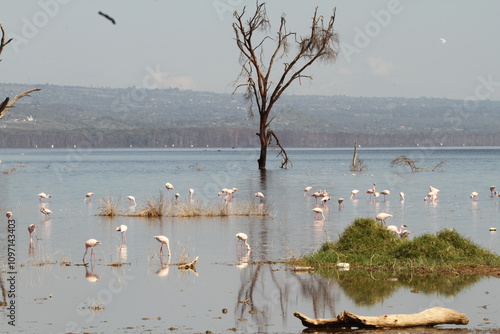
[{"left": 304, "top": 217, "right": 500, "bottom": 271}]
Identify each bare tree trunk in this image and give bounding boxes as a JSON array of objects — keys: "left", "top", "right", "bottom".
[
  {"left": 257, "top": 128, "right": 267, "bottom": 170},
  {"left": 352, "top": 141, "right": 358, "bottom": 169},
  {"left": 0, "top": 88, "right": 41, "bottom": 119},
  {"left": 294, "top": 307, "right": 469, "bottom": 329}
]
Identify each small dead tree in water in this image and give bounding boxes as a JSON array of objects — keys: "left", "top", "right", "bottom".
[
  {"left": 232, "top": 3, "right": 339, "bottom": 170},
  {"left": 390, "top": 155, "right": 445, "bottom": 172},
  {"left": 350, "top": 141, "right": 367, "bottom": 171},
  {"left": 0, "top": 23, "right": 41, "bottom": 120}
]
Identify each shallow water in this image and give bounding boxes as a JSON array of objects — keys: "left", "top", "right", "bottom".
[{"left": 0, "top": 147, "right": 499, "bottom": 333}]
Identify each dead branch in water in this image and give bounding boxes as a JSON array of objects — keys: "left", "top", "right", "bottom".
[{"left": 294, "top": 307, "right": 468, "bottom": 328}]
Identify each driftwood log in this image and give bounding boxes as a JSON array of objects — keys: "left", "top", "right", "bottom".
[
  {"left": 178, "top": 256, "right": 198, "bottom": 270},
  {"left": 294, "top": 307, "right": 469, "bottom": 329}
]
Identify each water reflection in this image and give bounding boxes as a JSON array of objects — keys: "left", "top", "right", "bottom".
[
  {"left": 155, "top": 256, "right": 170, "bottom": 277},
  {"left": 85, "top": 263, "right": 100, "bottom": 283},
  {"left": 236, "top": 249, "right": 251, "bottom": 269},
  {"left": 315, "top": 269, "right": 484, "bottom": 306}
]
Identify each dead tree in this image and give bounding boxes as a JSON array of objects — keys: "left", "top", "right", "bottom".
[
  {"left": 294, "top": 307, "right": 469, "bottom": 329},
  {"left": 232, "top": 3, "right": 339, "bottom": 169},
  {"left": 390, "top": 155, "right": 445, "bottom": 173},
  {"left": 0, "top": 23, "right": 41, "bottom": 120},
  {"left": 350, "top": 141, "right": 366, "bottom": 171}
]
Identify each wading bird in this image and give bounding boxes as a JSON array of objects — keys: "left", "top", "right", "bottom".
[
  {"left": 380, "top": 190, "right": 391, "bottom": 201},
  {"left": 376, "top": 212, "right": 393, "bottom": 225},
  {"left": 28, "top": 224, "right": 36, "bottom": 243},
  {"left": 188, "top": 188, "right": 194, "bottom": 200},
  {"left": 312, "top": 207, "right": 325, "bottom": 220},
  {"left": 304, "top": 186, "right": 313, "bottom": 197},
  {"left": 470, "top": 192, "right": 479, "bottom": 201},
  {"left": 399, "top": 192, "right": 405, "bottom": 202},
  {"left": 83, "top": 239, "right": 101, "bottom": 263},
  {"left": 84, "top": 192, "right": 94, "bottom": 203},
  {"left": 490, "top": 186, "right": 496, "bottom": 197},
  {"left": 6, "top": 211, "right": 12, "bottom": 220},
  {"left": 338, "top": 198, "right": 344, "bottom": 208},
  {"left": 236, "top": 232, "right": 251, "bottom": 251},
  {"left": 154, "top": 235, "right": 171, "bottom": 257},
  {"left": 127, "top": 196, "right": 136, "bottom": 206},
  {"left": 254, "top": 192, "right": 265, "bottom": 203},
  {"left": 350, "top": 189, "right": 359, "bottom": 199},
  {"left": 116, "top": 225, "right": 127, "bottom": 243},
  {"left": 165, "top": 183, "right": 174, "bottom": 190},
  {"left": 40, "top": 207, "right": 52, "bottom": 218},
  {"left": 387, "top": 224, "right": 410, "bottom": 238},
  {"left": 38, "top": 192, "right": 51, "bottom": 202}
]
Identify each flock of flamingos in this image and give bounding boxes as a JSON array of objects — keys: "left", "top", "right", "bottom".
[{"left": 5, "top": 182, "right": 498, "bottom": 266}]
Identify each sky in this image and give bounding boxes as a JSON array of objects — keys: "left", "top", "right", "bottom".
[{"left": 1, "top": 0, "right": 500, "bottom": 100}]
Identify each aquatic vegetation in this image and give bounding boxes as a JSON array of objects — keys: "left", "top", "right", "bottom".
[
  {"left": 97, "top": 193, "right": 271, "bottom": 218},
  {"left": 304, "top": 217, "right": 500, "bottom": 271}
]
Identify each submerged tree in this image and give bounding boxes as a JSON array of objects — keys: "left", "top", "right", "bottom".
[
  {"left": 390, "top": 155, "right": 445, "bottom": 172},
  {"left": 0, "top": 23, "right": 41, "bottom": 120},
  {"left": 350, "top": 141, "right": 367, "bottom": 171},
  {"left": 232, "top": 3, "right": 339, "bottom": 169}
]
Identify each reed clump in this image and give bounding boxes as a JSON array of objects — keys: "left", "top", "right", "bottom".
[
  {"left": 98, "top": 195, "right": 122, "bottom": 216},
  {"left": 97, "top": 193, "right": 272, "bottom": 218},
  {"left": 304, "top": 217, "right": 500, "bottom": 272}
]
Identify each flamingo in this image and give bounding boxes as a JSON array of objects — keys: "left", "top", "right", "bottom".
[
  {"left": 387, "top": 224, "right": 410, "bottom": 238},
  {"left": 165, "top": 183, "right": 174, "bottom": 190},
  {"left": 470, "top": 192, "right": 479, "bottom": 201},
  {"left": 350, "top": 189, "right": 359, "bottom": 199},
  {"left": 366, "top": 183, "right": 376, "bottom": 198},
  {"left": 83, "top": 239, "right": 101, "bottom": 263},
  {"left": 236, "top": 232, "right": 251, "bottom": 251},
  {"left": 6, "top": 211, "right": 12, "bottom": 220},
  {"left": 154, "top": 235, "right": 171, "bottom": 257},
  {"left": 490, "top": 186, "right": 496, "bottom": 197},
  {"left": 188, "top": 188, "right": 194, "bottom": 200},
  {"left": 312, "top": 207, "right": 325, "bottom": 220},
  {"left": 116, "top": 225, "right": 127, "bottom": 243},
  {"left": 399, "top": 192, "right": 405, "bottom": 202},
  {"left": 175, "top": 193, "right": 180, "bottom": 201},
  {"left": 127, "top": 196, "right": 136, "bottom": 206},
  {"left": 376, "top": 212, "right": 393, "bottom": 225},
  {"left": 40, "top": 207, "right": 52, "bottom": 218},
  {"left": 380, "top": 190, "right": 391, "bottom": 201},
  {"left": 338, "top": 198, "right": 344, "bottom": 208},
  {"left": 429, "top": 186, "right": 440, "bottom": 195},
  {"left": 38, "top": 192, "right": 51, "bottom": 202},
  {"left": 424, "top": 192, "right": 437, "bottom": 203},
  {"left": 254, "top": 192, "right": 265, "bottom": 203},
  {"left": 84, "top": 192, "right": 94, "bottom": 203},
  {"left": 28, "top": 224, "right": 37, "bottom": 243},
  {"left": 321, "top": 196, "right": 331, "bottom": 205},
  {"left": 304, "top": 186, "right": 313, "bottom": 197}
]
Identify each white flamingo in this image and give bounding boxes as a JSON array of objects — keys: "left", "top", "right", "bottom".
[
  {"left": 154, "top": 235, "right": 171, "bottom": 257},
  {"left": 83, "top": 239, "right": 101, "bottom": 263},
  {"left": 387, "top": 224, "right": 410, "bottom": 238},
  {"left": 236, "top": 232, "right": 251, "bottom": 251}
]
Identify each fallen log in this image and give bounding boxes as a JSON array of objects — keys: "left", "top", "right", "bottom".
[
  {"left": 178, "top": 256, "right": 198, "bottom": 270},
  {"left": 294, "top": 307, "right": 469, "bottom": 328}
]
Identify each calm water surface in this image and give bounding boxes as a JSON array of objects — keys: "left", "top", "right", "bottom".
[{"left": 0, "top": 147, "right": 499, "bottom": 333}]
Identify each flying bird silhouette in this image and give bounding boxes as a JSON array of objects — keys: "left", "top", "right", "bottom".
[{"left": 98, "top": 11, "right": 116, "bottom": 24}]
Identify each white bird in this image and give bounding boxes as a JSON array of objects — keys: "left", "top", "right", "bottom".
[
  {"left": 376, "top": 212, "right": 393, "bottom": 225},
  {"left": 380, "top": 190, "right": 390, "bottom": 201},
  {"left": 38, "top": 192, "right": 51, "bottom": 202},
  {"left": 304, "top": 186, "right": 313, "bottom": 197},
  {"left": 321, "top": 196, "right": 331, "bottom": 205},
  {"left": 165, "top": 183, "right": 174, "bottom": 190},
  {"left": 236, "top": 232, "right": 251, "bottom": 251},
  {"left": 254, "top": 192, "right": 265, "bottom": 203},
  {"left": 440, "top": 37, "right": 447, "bottom": 44},
  {"left": 40, "top": 207, "right": 52, "bottom": 218},
  {"left": 424, "top": 192, "right": 438, "bottom": 203},
  {"left": 188, "top": 188, "right": 194, "bottom": 200},
  {"left": 399, "top": 192, "right": 405, "bottom": 201},
  {"left": 350, "top": 189, "right": 359, "bottom": 199},
  {"left": 83, "top": 239, "right": 101, "bottom": 263},
  {"left": 470, "top": 192, "right": 479, "bottom": 201},
  {"left": 127, "top": 196, "right": 136, "bottom": 206},
  {"left": 387, "top": 224, "right": 410, "bottom": 238},
  {"left": 84, "top": 192, "right": 94, "bottom": 203},
  {"left": 154, "top": 235, "right": 171, "bottom": 257},
  {"left": 116, "top": 225, "right": 128, "bottom": 243},
  {"left": 175, "top": 193, "right": 180, "bottom": 201},
  {"left": 312, "top": 207, "right": 325, "bottom": 220},
  {"left": 429, "top": 186, "right": 440, "bottom": 195},
  {"left": 6, "top": 211, "right": 12, "bottom": 219},
  {"left": 490, "top": 186, "right": 497, "bottom": 197},
  {"left": 338, "top": 198, "right": 344, "bottom": 208}
]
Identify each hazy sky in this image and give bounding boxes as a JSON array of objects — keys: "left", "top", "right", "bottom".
[{"left": 1, "top": 1, "right": 500, "bottom": 100}]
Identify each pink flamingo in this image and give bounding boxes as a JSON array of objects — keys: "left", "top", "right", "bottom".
[
  {"left": 127, "top": 196, "right": 136, "bottom": 206},
  {"left": 116, "top": 225, "right": 128, "bottom": 243},
  {"left": 312, "top": 207, "right": 325, "bottom": 220},
  {"left": 28, "top": 224, "right": 37, "bottom": 243},
  {"left": 254, "top": 192, "right": 265, "bottom": 203},
  {"left": 84, "top": 192, "right": 94, "bottom": 203},
  {"left": 380, "top": 189, "right": 390, "bottom": 201},
  {"left": 350, "top": 189, "right": 359, "bottom": 199},
  {"left": 83, "top": 239, "right": 101, "bottom": 263},
  {"left": 376, "top": 212, "right": 393, "bottom": 225},
  {"left": 38, "top": 192, "right": 51, "bottom": 202},
  {"left": 470, "top": 192, "right": 479, "bottom": 201},
  {"left": 304, "top": 186, "right": 313, "bottom": 197},
  {"left": 40, "top": 206, "right": 52, "bottom": 218},
  {"left": 154, "top": 235, "right": 171, "bottom": 257},
  {"left": 387, "top": 224, "right": 410, "bottom": 238},
  {"left": 236, "top": 232, "right": 251, "bottom": 251}
]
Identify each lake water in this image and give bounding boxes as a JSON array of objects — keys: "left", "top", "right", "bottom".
[{"left": 0, "top": 147, "right": 499, "bottom": 333}]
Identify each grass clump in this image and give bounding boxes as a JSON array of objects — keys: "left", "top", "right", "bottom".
[
  {"left": 304, "top": 217, "right": 500, "bottom": 271},
  {"left": 98, "top": 195, "right": 122, "bottom": 216}
]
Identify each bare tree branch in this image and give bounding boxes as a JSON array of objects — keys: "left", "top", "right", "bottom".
[
  {"left": 0, "top": 88, "right": 42, "bottom": 119},
  {"left": 0, "top": 23, "right": 14, "bottom": 61}
]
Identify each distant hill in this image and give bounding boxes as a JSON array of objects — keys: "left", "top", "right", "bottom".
[{"left": 1, "top": 83, "right": 499, "bottom": 148}]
